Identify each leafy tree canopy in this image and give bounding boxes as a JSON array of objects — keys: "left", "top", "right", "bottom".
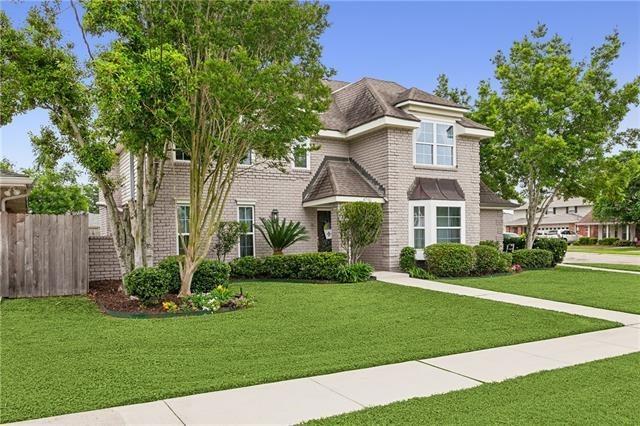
[
  {"left": 433, "top": 73, "right": 471, "bottom": 108},
  {"left": 591, "top": 151, "right": 640, "bottom": 224},
  {"left": 25, "top": 162, "right": 90, "bottom": 215}
]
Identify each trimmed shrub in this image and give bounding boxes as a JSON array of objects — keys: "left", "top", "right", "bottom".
[
  {"left": 473, "top": 245, "right": 510, "bottom": 275},
  {"left": 599, "top": 237, "right": 619, "bottom": 246},
  {"left": 229, "top": 256, "right": 264, "bottom": 278},
  {"left": 295, "top": 252, "right": 349, "bottom": 281},
  {"left": 479, "top": 240, "right": 500, "bottom": 250},
  {"left": 503, "top": 235, "right": 525, "bottom": 251},
  {"left": 500, "top": 252, "right": 513, "bottom": 269},
  {"left": 124, "top": 267, "right": 170, "bottom": 304},
  {"left": 159, "top": 256, "right": 231, "bottom": 293},
  {"left": 512, "top": 249, "right": 554, "bottom": 269},
  {"left": 335, "top": 262, "right": 374, "bottom": 283},
  {"left": 192, "top": 260, "right": 231, "bottom": 293},
  {"left": 408, "top": 266, "right": 437, "bottom": 280},
  {"left": 576, "top": 237, "right": 598, "bottom": 246},
  {"left": 158, "top": 255, "right": 184, "bottom": 294},
  {"left": 424, "top": 243, "right": 476, "bottom": 277},
  {"left": 399, "top": 246, "right": 417, "bottom": 272},
  {"left": 614, "top": 239, "right": 634, "bottom": 247},
  {"left": 533, "top": 238, "right": 568, "bottom": 265}
]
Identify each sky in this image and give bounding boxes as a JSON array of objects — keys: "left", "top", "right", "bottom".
[{"left": 1, "top": 0, "right": 639, "bottom": 177}]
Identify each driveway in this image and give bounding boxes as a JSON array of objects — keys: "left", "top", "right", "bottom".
[{"left": 564, "top": 251, "right": 640, "bottom": 265}]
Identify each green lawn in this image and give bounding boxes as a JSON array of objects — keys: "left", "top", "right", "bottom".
[
  {"left": 568, "top": 245, "right": 640, "bottom": 255},
  {"left": 0, "top": 281, "right": 616, "bottom": 423},
  {"left": 307, "top": 352, "right": 640, "bottom": 425},
  {"left": 443, "top": 268, "right": 640, "bottom": 314},
  {"left": 565, "top": 263, "right": 640, "bottom": 273}
]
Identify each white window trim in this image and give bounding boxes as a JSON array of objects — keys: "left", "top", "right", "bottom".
[
  {"left": 173, "top": 147, "right": 191, "bottom": 163},
  {"left": 408, "top": 200, "right": 466, "bottom": 260},
  {"left": 237, "top": 205, "right": 256, "bottom": 257},
  {"left": 291, "top": 139, "right": 311, "bottom": 170},
  {"left": 239, "top": 150, "right": 254, "bottom": 167},
  {"left": 413, "top": 120, "right": 457, "bottom": 167},
  {"left": 176, "top": 202, "right": 190, "bottom": 255}
]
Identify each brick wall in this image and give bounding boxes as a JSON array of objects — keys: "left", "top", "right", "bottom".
[
  {"left": 88, "top": 236, "right": 121, "bottom": 281},
  {"left": 479, "top": 210, "right": 504, "bottom": 242}
]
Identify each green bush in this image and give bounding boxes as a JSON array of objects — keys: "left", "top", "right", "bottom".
[
  {"left": 124, "top": 267, "right": 170, "bottom": 304},
  {"left": 192, "top": 259, "right": 231, "bottom": 293},
  {"left": 335, "top": 262, "right": 374, "bottom": 283},
  {"left": 473, "top": 245, "right": 510, "bottom": 275},
  {"left": 158, "top": 256, "right": 230, "bottom": 293},
  {"left": 260, "top": 252, "right": 348, "bottom": 281},
  {"left": 424, "top": 243, "right": 476, "bottom": 277},
  {"left": 479, "top": 240, "right": 500, "bottom": 250},
  {"left": 614, "top": 239, "right": 634, "bottom": 247},
  {"left": 503, "top": 235, "right": 525, "bottom": 251},
  {"left": 408, "top": 266, "right": 437, "bottom": 280},
  {"left": 512, "top": 249, "right": 554, "bottom": 269},
  {"left": 533, "top": 238, "right": 568, "bottom": 265},
  {"left": 157, "top": 255, "right": 184, "bottom": 294},
  {"left": 500, "top": 252, "right": 513, "bottom": 269},
  {"left": 576, "top": 237, "right": 598, "bottom": 245},
  {"left": 337, "top": 202, "right": 383, "bottom": 264},
  {"left": 399, "top": 247, "right": 416, "bottom": 272},
  {"left": 229, "top": 256, "right": 264, "bottom": 278},
  {"left": 599, "top": 237, "right": 619, "bottom": 246}
]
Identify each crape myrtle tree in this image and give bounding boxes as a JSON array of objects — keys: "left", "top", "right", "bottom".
[
  {"left": 1, "top": 1, "right": 187, "bottom": 276},
  {"left": 439, "top": 25, "right": 639, "bottom": 248},
  {"left": 85, "top": 0, "right": 333, "bottom": 296},
  {"left": 338, "top": 202, "right": 384, "bottom": 264}
]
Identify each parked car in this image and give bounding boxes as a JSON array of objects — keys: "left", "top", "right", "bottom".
[
  {"left": 555, "top": 229, "right": 578, "bottom": 243},
  {"left": 536, "top": 230, "right": 558, "bottom": 239}
]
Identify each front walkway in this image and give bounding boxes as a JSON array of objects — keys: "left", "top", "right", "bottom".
[
  {"left": 564, "top": 250, "right": 640, "bottom": 265},
  {"left": 11, "top": 272, "right": 640, "bottom": 426}
]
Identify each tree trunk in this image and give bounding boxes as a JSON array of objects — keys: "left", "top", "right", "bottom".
[{"left": 178, "top": 255, "right": 197, "bottom": 297}]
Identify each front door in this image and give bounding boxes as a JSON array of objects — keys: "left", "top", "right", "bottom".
[{"left": 317, "top": 210, "right": 332, "bottom": 252}]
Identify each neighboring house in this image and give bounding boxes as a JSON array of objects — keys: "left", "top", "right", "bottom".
[
  {"left": 0, "top": 170, "right": 33, "bottom": 213},
  {"left": 505, "top": 197, "right": 638, "bottom": 241},
  {"left": 99, "top": 77, "right": 514, "bottom": 270}
]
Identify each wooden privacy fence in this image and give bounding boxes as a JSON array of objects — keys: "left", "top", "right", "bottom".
[{"left": 0, "top": 213, "right": 88, "bottom": 298}]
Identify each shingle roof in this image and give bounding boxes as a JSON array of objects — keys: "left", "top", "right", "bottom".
[
  {"left": 505, "top": 213, "right": 582, "bottom": 227},
  {"left": 480, "top": 181, "right": 519, "bottom": 208},
  {"left": 320, "top": 77, "right": 478, "bottom": 133},
  {"left": 458, "top": 117, "right": 491, "bottom": 131},
  {"left": 0, "top": 170, "right": 29, "bottom": 178},
  {"left": 303, "top": 157, "right": 385, "bottom": 202}
]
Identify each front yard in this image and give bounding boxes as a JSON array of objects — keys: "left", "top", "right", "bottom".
[
  {"left": 308, "top": 352, "right": 640, "bottom": 425},
  {"left": 443, "top": 268, "right": 640, "bottom": 314},
  {"left": 568, "top": 245, "right": 640, "bottom": 255},
  {"left": 0, "top": 280, "right": 615, "bottom": 423}
]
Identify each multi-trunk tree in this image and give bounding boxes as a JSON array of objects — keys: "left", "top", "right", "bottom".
[
  {"left": 84, "top": 0, "right": 333, "bottom": 295},
  {"left": 1, "top": 2, "right": 185, "bottom": 276}
]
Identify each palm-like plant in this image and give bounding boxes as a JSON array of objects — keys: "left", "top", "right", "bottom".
[{"left": 256, "top": 217, "right": 309, "bottom": 255}]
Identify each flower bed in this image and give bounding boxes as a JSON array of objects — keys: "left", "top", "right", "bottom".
[{"left": 88, "top": 280, "right": 254, "bottom": 317}]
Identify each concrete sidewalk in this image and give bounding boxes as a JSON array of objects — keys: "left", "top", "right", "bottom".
[
  {"left": 559, "top": 263, "right": 640, "bottom": 275},
  {"left": 564, "top": 250, "right": 640, "bottom": 265},
  {"left": 10, "top": 272, "right": 640, "bottom": 426}
]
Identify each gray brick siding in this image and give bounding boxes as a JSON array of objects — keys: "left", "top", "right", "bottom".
[
  {"left": 89, "top": 236, "right": 121, "bottom": 282},
  {"left": 480, "top": 210, "right": 504, "bottom": 242}
]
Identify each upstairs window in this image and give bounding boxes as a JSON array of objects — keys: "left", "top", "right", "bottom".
[
  {"left": 415, "top": 121, "right": 455, "bottom": 166},
  {"left": 292, "top": 139, "right": 310, "bottom": 170},
  {"left": 175, "top": 149, "right": 191, "bottom": 161},
  {"left": 240, "top": 150, "right": 253, "bottom": 166}
]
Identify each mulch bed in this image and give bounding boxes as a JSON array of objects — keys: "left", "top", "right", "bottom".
[{"left": 88, "top": 280, "right": 181, "bottom": 315}]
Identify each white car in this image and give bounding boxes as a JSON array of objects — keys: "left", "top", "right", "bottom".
[
  {"left": 556, "top": 229, "right": 579, "bottom": 243},
  {"left": 536, "top": 230, "right": 558, "bottom": 239}
]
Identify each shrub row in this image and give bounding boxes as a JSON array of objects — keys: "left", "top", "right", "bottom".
[
  {"left": 532, "top": 238, "right": 567, "bottom": 265},
  {"left": 229, "top": 252, "right": 372, "bottom": 283},
  {"left": 576, "top": 237, "right": 634, "bottom": 246},
  {"left": 400, "top": 242, "right": 554, "bottom": 278}
]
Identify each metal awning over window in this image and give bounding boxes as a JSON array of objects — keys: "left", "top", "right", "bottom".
[{"left": 408, "top": 178, "right": 465, "bottom": 201}]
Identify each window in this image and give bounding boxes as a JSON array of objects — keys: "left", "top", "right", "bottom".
[
  {"left": 413, "top": 206, "right": 425, "bottom": 249},
  {"left": 176, "top": 204, "right": 190, "bottom": 254},
  {"left": 238, "top": 206, "right": 255, "bottom": 257},
  {"left": 175, "top": 149, "right": 191, "bottom": 161},
  {"left": 574, "top": 206, "right": 578, "bottom": 213},
  {"left": 240, "top": 150, "right": 253, "bottom": 166},
  {"left": 414, "top": 121, "right": 455, "bottom": 166},
  {"left": 565, "top": 207, "right": 569, "bottom": 214},
  {"left": 292, "top": 139, "right": 310, "bottom": 169},
  {"left": 436, "top": 206, "right": 461, "bottom": 243},
  {"left": 553, "top": 207, "right": 557, "bottom": 214}
]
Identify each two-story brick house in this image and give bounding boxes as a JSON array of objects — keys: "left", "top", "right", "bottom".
[{"left": 99, "top": 77, "right": 515, "bottom": 270}]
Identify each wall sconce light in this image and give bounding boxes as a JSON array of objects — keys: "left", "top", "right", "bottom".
[{"left": 271, "top": 209, "right": 279, "bottom": 220}]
